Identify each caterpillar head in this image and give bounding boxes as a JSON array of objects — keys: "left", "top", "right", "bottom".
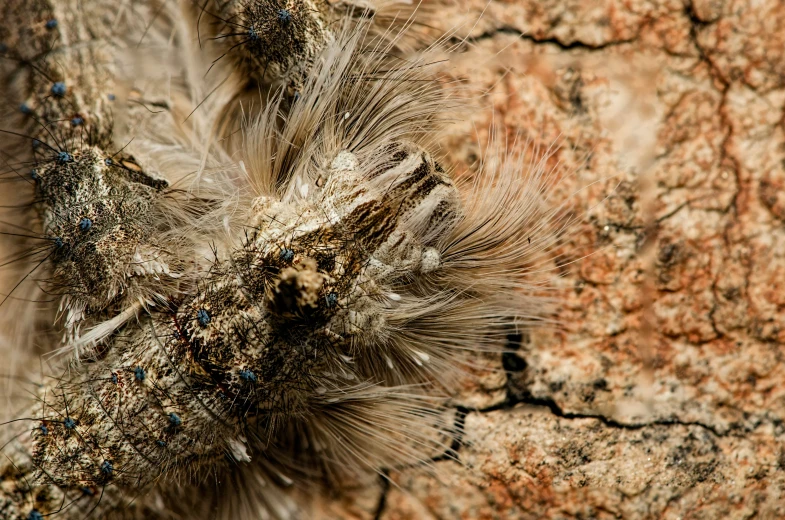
[{"left": 261, "top": 143, "right": 459, "bottom": 329}]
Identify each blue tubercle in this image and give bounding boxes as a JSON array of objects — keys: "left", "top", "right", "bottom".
[
  {"left": 71, "top": 116, "right": 84, "bottom": 126},
  {"left": 239, "top": 369, "right": 257, "bottom": 382},
  {"left": 278, "top": 9, "right": 292, "bottom": 25},
  {"left": 279, "top": 248, "right": 295, "bottom": 262},
  {"left": 100, "top": 460, "right": 114, "bottom": 476},
  {"left": 64, "top": 417, "right": 76, "bottom": 429},
  {"left": 79, "top": 218, "right": 93, "bottom": 232},
  {"left": 326, "top": 292, "right": 338, "bottom": 308},
  {"left": 46, "top": 19, "right": 58, "bottom": 30},
  {"left": 169, "top": 412, "right": 182, "bottom": 427},
  {"left": 197, "top": 308, "right": 211, "bottom": 327},
  {"left": 134, "top": 366, "right": 146, "bottom": 381},
  {"left": 39, "top": 424, "right": 48, "bottom": 435},
  {"left": 51, "top": 81, "right": 67, "bottom": 97},
  {"left": 28, "top": 510, "right": 43, "bottom": 520},
  {"left": 57, "top": 151, "right": 73, "bottom": 164},
  {"left": 19, "top": 103, "right": 31, "bottom": 114}
]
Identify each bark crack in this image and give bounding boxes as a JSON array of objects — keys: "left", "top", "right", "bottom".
[
  {"left": 372, "top": 470, "right": 390, "bottom": 520},
  {"left": 468, "top": 392, "right": 724, "bottom": 437},
  {"left": 451, "top": 26, "right": 638, "bottom": 51}
]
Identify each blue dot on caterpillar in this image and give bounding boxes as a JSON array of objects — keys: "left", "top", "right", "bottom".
[
  {"left": 197, "top": 308, "right": 211, "bottom": 327},
  {"left": 51, "top": 82, "right": 67, "bottom": 97},
  {"left": 79, "top": 218, "right": 92, "bottom": 232},
  {"left": 279, "top": 248, "right": 295, "bottom": 262},
  {"left": 239, "top": 369, "right": 257, "bottom": 383},
  {"left": 278, "top": 9, "right": 292, "bottom": 25},
  {"left": 57, "top": 151, "right": 72, "bottom": 164}
]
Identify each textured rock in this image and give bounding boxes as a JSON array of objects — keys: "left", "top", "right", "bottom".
[{"left": 335, "top": 0, "right": 785, "bottom": 517}]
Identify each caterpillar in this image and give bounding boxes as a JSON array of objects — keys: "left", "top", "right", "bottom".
[{"left": 0, "top": 1, "right": 572, "bottom": 518}]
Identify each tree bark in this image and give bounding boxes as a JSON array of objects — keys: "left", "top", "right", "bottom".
[{"left": 346, "top": 1, "right": 785, "bottom": 518}]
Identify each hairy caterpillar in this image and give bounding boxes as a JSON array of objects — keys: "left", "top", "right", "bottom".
[{"left": 0, "top": 1, "right": 572, "bottom": 518}]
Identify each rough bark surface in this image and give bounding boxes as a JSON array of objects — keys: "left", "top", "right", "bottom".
[{"left": 330, "top": 1, "right": 785, "bottom": 518}]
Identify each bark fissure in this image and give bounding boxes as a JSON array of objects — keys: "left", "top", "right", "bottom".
[{"left": 451, "top": 26, "right": 638, "bottom": 52}]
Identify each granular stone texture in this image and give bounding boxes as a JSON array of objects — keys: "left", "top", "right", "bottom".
[{"left": 331, "top": 0, "right": 785, "bottom": 517}]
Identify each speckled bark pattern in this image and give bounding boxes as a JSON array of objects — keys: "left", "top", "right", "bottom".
[{"left": 334, "top": 1, "right": 785, "bottom": 518}]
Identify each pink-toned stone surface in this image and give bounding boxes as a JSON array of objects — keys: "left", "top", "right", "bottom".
[{"left": 332, "top": 0, "right": 785, "bottom": 518}]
